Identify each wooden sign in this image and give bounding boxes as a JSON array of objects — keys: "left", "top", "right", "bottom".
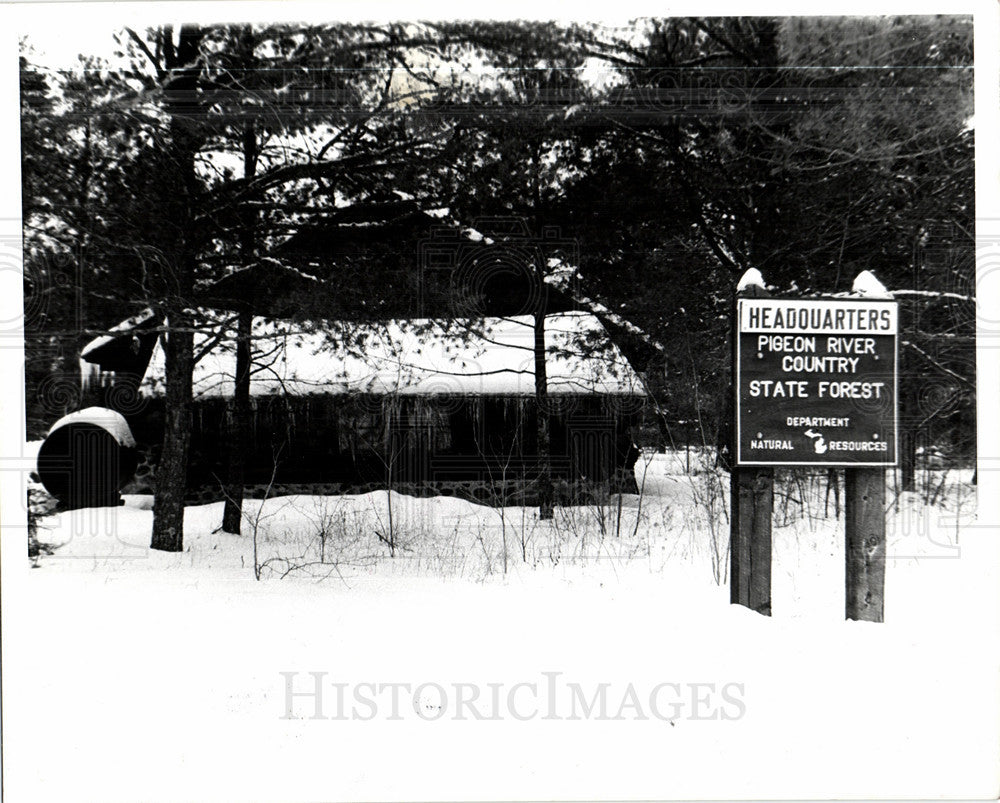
[{"left": 735, "top": 298, "right": 898, "bottom": 467}]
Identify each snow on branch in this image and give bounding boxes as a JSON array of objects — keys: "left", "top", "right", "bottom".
[
  {"left": 900, "top": 340, "right": 975, "bottom": 390},
  {"left": 544, "top": 259, "right": 665, "bottom": 354},
  {"left": 889, "top": 289, "right": 975, "bottom": 303}
]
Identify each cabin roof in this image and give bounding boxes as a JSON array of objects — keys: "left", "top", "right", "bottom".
[
  {"left": 129, "top": 310, "right": 644, "bottom": 399},
  {"left": 80, "top": 308, "right": 160, "bottom": 366}
]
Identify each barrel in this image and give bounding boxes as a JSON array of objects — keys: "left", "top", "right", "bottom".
[{"left": 36, "top": 407, "right": 139, "bottom": 508}]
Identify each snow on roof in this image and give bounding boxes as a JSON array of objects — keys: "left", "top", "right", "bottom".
[
  {"left": 140, "top": 311, "right": 644, "bottom": 399},
  {"left": 48, "top": 407, "right": 136, "bottom": 447},
  {"left": 81, "top": 308, "right": 159, "bottom": 359}
]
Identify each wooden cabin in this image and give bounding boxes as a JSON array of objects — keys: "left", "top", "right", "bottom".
[{"left": 79, "top": 309, "right": 646, "bottom": 504}]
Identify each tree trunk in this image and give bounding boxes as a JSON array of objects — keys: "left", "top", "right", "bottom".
[
  {"left": 898, "top": 349, "right": 919, "bottom": 493},
  {"left": 221, "top": 118, "right": 258, "bottom": 534},
  {"left": 825, "top": 467, "right": 841, "bottom": 519},
  {"left": 900, "top": 428, "right": 916, "bottom": 492},
  {"left": 222, "top": 308, "right": 252, "bottom": 533},
  {"left": 150, "top": 24, "right": 203, "bottom": 552},
  {"left": 151, "top": 310, "right": 194, "bottom": 551},
  {"left": 534, "top": 306, "right": 554, "bottom": 520},
  {"left": 527, "top": 136, "right": 554, "bottom": 520}
]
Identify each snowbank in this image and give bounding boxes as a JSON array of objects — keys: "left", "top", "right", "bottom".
[{"left": 9, "top": 452, "right": 995, "bottom": 802}]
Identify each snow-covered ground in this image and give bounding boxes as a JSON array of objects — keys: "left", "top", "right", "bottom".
[{"left": 4, "top": 451, "right": 998, "bottom": 801}]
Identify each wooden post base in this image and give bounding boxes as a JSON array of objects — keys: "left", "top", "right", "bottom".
[
  {"left": 845, "top": 468, "right": 886, "bottom": 622},
  {"left": 730, "top": 467, "right": 773, "bottom": 615}
]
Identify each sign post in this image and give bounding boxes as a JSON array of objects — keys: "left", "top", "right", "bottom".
[
  {"left": 844, "top": 468, "right": 886, "bottom": 621},
  {"left": 731, "top": 277, "right": 773, "bottom": 616},
  {"left": 730, "top": 464, "right": 773, "bottom": 615},
  {"left": 732, "top": 274, "right": 898, "bottom": 621}
]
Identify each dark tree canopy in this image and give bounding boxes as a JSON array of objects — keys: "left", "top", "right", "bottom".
[{"left": 22, "top": 15, "right": 975, "bottom": 507}]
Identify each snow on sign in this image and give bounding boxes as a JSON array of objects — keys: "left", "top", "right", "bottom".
[{"left": 736, "top": 298, "right": 898, "bottom": 466}]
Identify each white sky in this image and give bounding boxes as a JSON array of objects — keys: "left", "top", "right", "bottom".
[
  {"left": 19, "top": 25, "right": 122, "bottom": 69},
  {"left": 15, "top": 0, "right": 986, "bottom": 70},
  {"left": 15, "top": 3, "right": 651, "bottom": 71}
]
